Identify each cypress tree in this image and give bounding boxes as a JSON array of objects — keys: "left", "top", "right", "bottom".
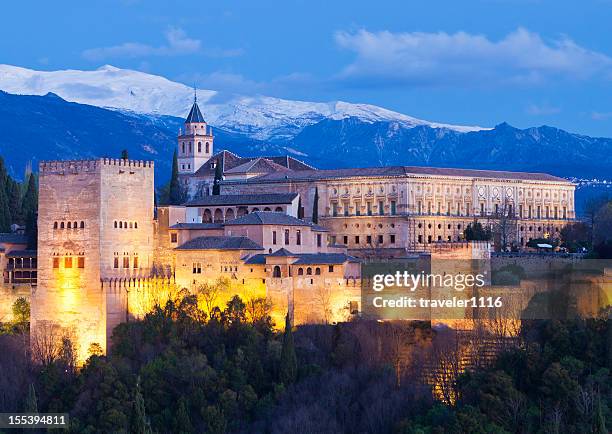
[
  {"left": 23, "top": 383, "right": 38, "bottom": 413},
  {"left": 168, "top": 149, "right": 182, "bottom": 205},
  {"left": 132, "top": 377, "right": 151, "bottom": 434},
  {"left": 121, "top": 149, "right": 129, "bottom": 160},
  {"left": 0, "top": 158, "right": 11, "bottom": 231},
  {"left": 7, "top": 178, "right": 22, "bottom": 224},
  {"left": 212, "top": 158, "right": 223, "bottom": 195},
  {"left": 22, "top": 175, "right": 38, "bottom": 249},
  {"left": 279, "top": 312, "right": 297, "bottom": 385},
  {"left": 312, "top": 187, "right": 319, "bottom": 224},
  {"left": 173, "top": 398, "right": 192, "bottom": 433}
]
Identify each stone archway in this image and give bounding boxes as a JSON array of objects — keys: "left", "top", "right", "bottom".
[
  {"left": 237, "top": 206, "right": 248, "bottom": 217},
  {"left": 214, "top": 208, "right": 224, "bottom": 222},
  {"left": 225, "top": 208, "right": 235, "bottom": 221},
  {"left": 202, "top": 208, "right": 213, "bottom": 223}
]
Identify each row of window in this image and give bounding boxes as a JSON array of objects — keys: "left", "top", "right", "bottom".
[
  {"left": 113, "top": 256, "right": 139, "bottom": 269},
  {"left": 52, "top": 256, "right": 85, "bottom": 269},
  {"left": 113, "top": 221, "right": 138, "bottom": 229},
  {"left": 331, "top": 200, "right": 397, "bottom": 217},
  {"left": 180, "top": 141, "right": 210, "bottom": 155},
  {"left": 53, "top": 221, "right": 85, "bottom": 229},
  {"left": 271, "top": 265, "right": 334, "bottom": 278},
  {"left": 415, "top": 202, "right": 569, "bottom": 219},
  {"left": 331, "top": 234, "right": 396, "bottom": 246}
]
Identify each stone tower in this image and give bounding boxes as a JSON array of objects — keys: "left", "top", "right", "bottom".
[
  {"left": 177, "top": 92, "right": 213, "bottom": 176},
  {"left": 31, "top": 159, "right": 155, "bottom": 363}
]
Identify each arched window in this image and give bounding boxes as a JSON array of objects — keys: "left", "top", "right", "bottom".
[
  {"left": 306, "top": 267, "right": 312, "bottom": 275},
  {"left": 73, "top": 221, "right": 78, "bottom": 229},
  {"left": 198, "top": 142, "right": 202, "bottom": 153},
  {"left": 273, "top": 266, "right": 281, "bottom": 278},
  {"left": 124, "top": 221, "right": 128, "bottom": 229},
  {"left": 119, "top": 221, "right": 123, "bottom": 228},
  {"left": 275, "top": 207, "right": 283, "bottom": 212},
  {"left": 134, "top": 222, "right": 138, "bottom": 229},
  {"left": 182, "top": 143, "right": 185, "bottom": 153},
  {"left": 298, "top": 268, "right": 304, "bottom": 275},
  {"left": 263, "top": 207, "right": 271, "bottom": 211},
  {"left": 114, "top": 221, "right": 117, "bottom": 228},
  {"left": 206, "top": 142, "right": 209, "bottom": 153},
  {"left": 315, "top": 267, "right": 321, "bottom": 275},
  {"left": 67, "top": 222, "right": 71, "bottom": 229},
  {"left": 80, "top": 221, "right": 85, "bottom": 228},
  {"left": 53, "top": 222, "right": 58, "bottom": 229},
  {"left": 129, "top": 222, "right": 133, "bottom": 229}
]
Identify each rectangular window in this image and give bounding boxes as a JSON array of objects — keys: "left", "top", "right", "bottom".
[
  {"left": 437, "top": 202, "right": 441, "bottom": 215},
  {"left": 133, "top": 256, "right": 139, "bottom": 269},
  {"left": 272, "top": 230, "right": 277, "bottom": 245},
  {"left": 378, "top": 235, "right": 384, "bottom": 244},
  {"left": 390, "top": 234, "right": 396, "bottom": 244},
  {"left": 519, "top": 204, "right": 523, "bottom": 218},
  {"left": 554, "top": 206, "right": 558, "bottom": 219},
  {"left": 466, "top": 203, "right": 471, "bottom": 216},
  {"left": 123, "top": 256, "right": 129, "bottom": 268},
  {"left": 366, "top": 235, "right": 372, "bottom": 244},
  {"left": 378, "top": 201, "right": 384, "bottom": 216},
  {"left": 170, "top": 233, "right": 177, "bottom": 243},
  {"left": 192, "top": 262, "right": 201, "bottom": 274},
  {"left": 317, "top": 233, "right": 322, "bottom": 247},
  {"left": 332, "top": 203, "right": 338, "bottom": 217},
  {"left": 296, "top": 230, "right": 301, "bottom": 245},
  {"left": 78, "top": 257, "right": 85, "bottom": 269},
  {"left": 355, "top": 203, "right": 361, "bottom": 216},
  {"left": 343, "top": 204, "right": 349, "bottom": 216},
  {"left": 480, "top": 203, "right": 485, "bottom": 215},
  {"left": 53, "top": 257, "right": 59, "bottom": 269},
  {"left": 330, "top": 235, "right": 337, "bottom": 245},
  {"left": 418, "top": 234, "right": 423, "bottom": 244},
  {"left": 343, "top": 235, "right": 348, "bottom": 245},
  {"left": 529, "top": 205, "right": 532, "bottom": 218},
  {"left": 355, "top": 235, "right": 360, "bottom": 244},
  {"left": 114, "top": 257, "right": 119, "bottom": 269},
  {"left": 494, "top": 203, "right": 499, "bottom": 214},
  {"left": 447, "top": 202, "right": 451, "bottom": 216},
  {"left": 417, "top": 201, "right": 422, "bottom": 214},
  {"left": 328, "top": 265, "right": 334, "bottom": 273},
  {"left": 563, "top": 207, "right": 567, "bottom": 219},
  {"left": 65, "top": 257, "right": 72, "bottom": 268},
  {"left": 284, "top": 229, "right": 290, "bottom": 245},
  {"left": 537, "top": 206, "right": 541, "bottom": 218},
  {"left": 390, "top": 201, "right": 396, "bottom": 215},
  {"left": 367, "top": 202, "right": 372, "bottom": 216},
  {"left": 349, "top": 301, "right": 359, "bottom": 315}
]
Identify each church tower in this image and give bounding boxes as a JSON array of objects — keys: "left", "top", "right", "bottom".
[{"left": 178, "top": 92, "right": 213, "bottom": 175}]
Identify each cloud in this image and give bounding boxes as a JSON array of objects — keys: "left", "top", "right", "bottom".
[
  {"left": 525, "top": 103, "right": 561, "bottom": 116},
  {"left": 334, "top": 28, "right": 612, "bottom": 87},
  {"left": 82, "top": 27, "right": 201, "bottom": 61},
  {"left": 591, "top": 111, "right": 612, "bottom": 121}
]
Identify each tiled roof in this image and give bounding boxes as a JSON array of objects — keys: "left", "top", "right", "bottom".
[
  {"left": 293, "top": 253, "right": 360, "bottom": 265},
  {"left": 176, "top": 236, "right": 263, "bottom": 251},
  {"left": 268, "top": 248, "right": 296, "bottom": 257},
  {"left": 192, "top": 150, "right": 314, "bottom": 178},
  {"left": 244, "top": 254, "right": 266, "bottom": 265},
  {"left": 225, "top": 158, "right": 293, "bottom": 175},
  {"left": 185, "top": 101, "right": 205, "bottom": 123},
  {"left": 0, "top": 233, "right": 28, "bottom": 244},
  {"left": 183, "top": 193, "right": 298, "bottom": 207},
  {"left": 224, "top": 211, "right": 311, "bottom": 227},
  {"left": 6, "top": 249, "right": 36, "bottom": 258},
  {"left": 229, "top": 165, "right": 570, "bottom": 183},
  {"left": 169, "top": 223, "right": 224, "bottom": 230}
]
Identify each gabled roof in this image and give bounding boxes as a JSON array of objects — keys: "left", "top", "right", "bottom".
[
  {"left": 0, "top": 233, "right": 27, "bottom": 244},
  {"left": 224, "top": 158, "right": 293, "bottom": 175},
  {"left": 224, "top": 211, "right": 311, "bottom": 227},
  {"left": 176, "top": 236, "right": 263, "bottom": 251},
  {"left": 183, "top": 193, "right": 298, "bottom": 207},
  {"left": 185, "top": 101, "right": 205, "bottom": 123},
  {"left": 192, "top": 150, "right": 315, "bottom": 178},
  {"left": 169, "top": 223, "right": 224, "bottom": 230},
  {"left": 268, "top": 248, "right": 296, "bottom": 257},
  {"left": 6, "top": 249, "right": 36, "bottom": 258}
]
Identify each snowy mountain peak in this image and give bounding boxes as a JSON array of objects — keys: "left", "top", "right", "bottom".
[{"left": 0, "top": 64, "right": 487, "bottom": 139}]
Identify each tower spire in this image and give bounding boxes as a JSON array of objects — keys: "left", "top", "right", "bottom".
[{"left": 193, "top": 84, "right": 197, "bottom": 103}]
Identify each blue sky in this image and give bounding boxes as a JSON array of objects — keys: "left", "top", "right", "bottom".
[{"left": 2, "top": 0, "right": 612, "bottom": 136}]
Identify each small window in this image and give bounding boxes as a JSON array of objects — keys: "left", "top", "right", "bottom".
[
  {"left": 367, "top": 235, "right": 372, "bottom": 244},
  {"left": 343, "top": 235, "right": 348, "bottom": 245},
  {"left": 133, "top": 257, "right": 139, "bottom": 269},
  {"left": 134, "top": 222, "right": 138, "bottom": 229},
  {"left": 296, "top": 230, "right": 301, "bottom": 245},
  {"left": 67, "top": 222, "right": 72, "bottom": 229},
  {"left": 123, "top": 256, "right": 129, "bottom": 268},
  {"left": 53, "top": 257, "right": 59, "bottom": 268},
  {"left": 119, "top": 221, "right": 123, "bottom": 228},
  {"left": 129, "top": 222, "right": 133, "bottom": 229},
  {"left": 390, "top": 234, "right": 396, "bottom": 244},
  {"left": 378, "top": 235, "right": 383, "bottom": 244},
  {"left": 355, "top": 235, "right": 360, "bottom": 244},
  {"left": 114, "top": 221, "right": 118, "bottom": 228},
  {"left": 315, "top": 267, "right": 321, "bottom": 275},
  {"left": 328, "top": 265, "right": 334, "bottom": 273},
  {"left": 171, "top": 233, "right": 178, "bottom": 243},
  {"left": 73, "top": 221, "right": 77, "bottom": 229},
  {"left": 272, "top": 231, "right": 277, "bottom": 245},
  {"left": 65, "top": 257, "right": 72, "bottom": 268},
  {"left": 114, "top": 257, "right": 119, "bottom": 268},
  {"left": 284, "top": 229, "right": 290, "bottom": 245},
  {"left": 53, "top": 222, "right": 58, "bottom": 229},
  {"left": 349, "top": 301, "right": 359, "bottom": 315},
  {"left": 198, "top": 142, "right": 202, "bottom": 153},
  {"left": 317, "top": 233, "right": 322, "bottom": 247},
  {"left": 78, "top": 257, "right": 85, "bottom": 268},
  {"left": 80, "top": 221, "right": 85, "bottom": 228},
  {"left": 298, "top": 268, "right": 304, "bottom": 275},
  {"left": 306, "top": 267, "right": 312, "bottom": 275}
]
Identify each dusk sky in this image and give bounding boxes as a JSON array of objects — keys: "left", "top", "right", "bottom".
[{"left": 3, "top": 0, "right": 612, "bottom": 136}]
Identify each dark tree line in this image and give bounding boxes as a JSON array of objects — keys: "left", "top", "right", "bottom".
[{"left": 0, "top": 157, "right": 37, "bottom": 246}]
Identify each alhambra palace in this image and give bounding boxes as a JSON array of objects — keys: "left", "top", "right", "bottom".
[{"left": 0, "top": 97, "right": 581, "bottom": 361}]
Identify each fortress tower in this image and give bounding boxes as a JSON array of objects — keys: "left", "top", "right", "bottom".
[
  {"left": 31, "top": 159, "right": 155, "bottom": 362},
  {"left": 177, "top": 93, "right": 213, "bottom": 176}
]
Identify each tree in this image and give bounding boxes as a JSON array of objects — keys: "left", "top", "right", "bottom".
[
  {"left": 197, "top": 278, "right": 229, "bottom": 316},
  {"left": 560, "top": 221, "right": 591, "bottom": 252},
  {"left": 121, "top": 149, "right": 129, "bottom": 159},
  {"left": 12, "top": 297, "right": 30, "bottom": 326},
  {"left": 6, "top": 178, "right": 22, "bottom": 224},
  {"left": 489, "top": 198, "right": 518, "bottom": 251},
  {"left": 464, "top": 220, "right": 492, "bottom": 241},
  {"left": 279, "top": 312, "right": 297, "bottom": 385},
  {"left": 22, "top": 174, "right": 38, "bottom": 249},
  {"left": 168, "top": 149, "right": 183, "bottom": 205},
  {"left": 23, "top": 383, "right": 38, "bottom": 413},
  {"left": 212, "top": 158, "right": 223, "bottom": 195},
  {"left": 312, "top": 187, "right": 319, "bottom": 223},
  {"left": 173, "top": 398, "right": 192, "bottom": 434},
  {"left": 132, "top": 376, "right": 152, "bottom": 434},
  {"left": 0, "top": 158, "right": 11, "bottom": 232}
]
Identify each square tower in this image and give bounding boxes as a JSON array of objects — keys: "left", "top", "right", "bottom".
[
  {"left": 178, "top": 97, "right": 213, "bottom": 175},
  {"left": 31, "top": 158, "right": 155, "bottom": 363}
]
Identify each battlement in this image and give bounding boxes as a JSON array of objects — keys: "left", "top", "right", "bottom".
[{"left": 39, "top": 158, "right": 154, "bottom": 175}]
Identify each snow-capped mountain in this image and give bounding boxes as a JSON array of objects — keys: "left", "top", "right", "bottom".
[{"left": 0, "top": 64, "right": 485, "bottom": 140}]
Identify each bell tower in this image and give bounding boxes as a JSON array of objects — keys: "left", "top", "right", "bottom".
[{"left": 178, "top": 90, "right": 213, "bottom": 175}]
